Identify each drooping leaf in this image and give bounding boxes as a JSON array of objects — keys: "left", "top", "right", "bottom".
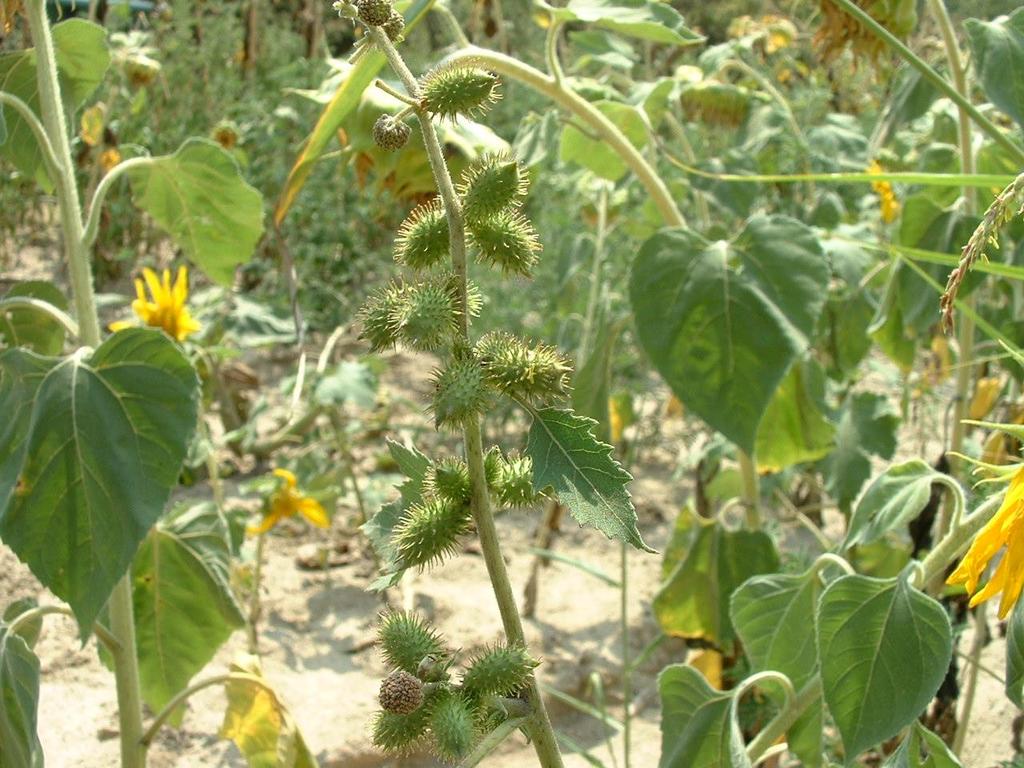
[
  {"left": 572, "top": 320, "right": 623, "bottom": 444},
  {"left": 0, "top": 19, "right": 109, "bottom": 186},
  {"left": 220, "top": 655, "right": 318, "bottom": 768},
  {"left": 754, "top": 359, "right": 835, "bottom": 472},
  {"left": 844, "top": 460, "right": 940, "bottom": 549},
  {"left": 0, "top": 619, "right": 42, "bottom": 768},
  {"left": 882, "top": 722, "right": 963, "bottom": 768},
  {"left": 629, "top": 216, "right": 829, "bottom": 454},
  {"left": 0, "top": 281, "right": 69, "bottom": 355},
  {"left": 1007, "top": 598, "right": 1024, "bottom": 707},
  {"left": 132, "top": 501, "right": 245, "bottom": 725},
  {"left": 549, "top": 0, "right": 703, "bottom": 46},
  {"left": 560, "top": 100, "right": 647, "bottom": 181},
  {"left": 525, "top": 407, "right": 648, "bottom": 551},
  {"left": 128, "top": 139, "right": 264, "bottom": 285},
  {"left": 818, "top": 574, "right": 952, "bottom": 761},
  {"left": 2, "top": 599, "right": 41, "bottom": 649},
  {"left": 654, "top": 508, "right": 779, "bottom": 648},
  {"left": 0, "top": 329, "right": 200, "bottom": 636},
  {"left": 657, "top": 664, "right": 749, "bottom": 768},
  {"left": 965, "top": 8, "right": 1024, "bottom": 130},
  {"left": 819, "top": 392, "right": 900, "bottom": 512}
]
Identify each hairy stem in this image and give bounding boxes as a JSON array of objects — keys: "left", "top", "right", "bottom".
[
  {"left": 954, "top": 602, "right": 986, "bottom": 755},
  {"left": 6, "top": 604, "right": 120, "bottom": 652},
  {"left": 439, "top": 45, "right": 685, "bottom": 228},
  {"left": 920, "top": 493, "right": 1001, "bottom": 585},
  {"left": 737, "top": 450, "right": 761, "bottom": 529},
  {"left": 368, "top": 26, "right": 564, "bottom": 767},
  {"left": 0, "top": 296, "right": 80, "bottom": 337},
  {"left": 745, "top": 678, "right": 819, "bottom": 763}
]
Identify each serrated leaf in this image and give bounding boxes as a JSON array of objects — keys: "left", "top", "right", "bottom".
[
  {"left": 629, "top": 216, "right": 829, "bottom": 454},
  {"left": 0, "top": 281, "right": 69, "bottom": 355},
  {"left": 657, "top": 664, "right": 749, "bottom": 768},
  {"left": 0, "top": 619, "right": 42, "bottom": 768},
  {"left": 386, "top": 439, "right": 431, "bottom": 487},
  {"left": 819, "top": 392, "right": 900, "bottom": 512},
  {"left": 844, "top": 460, "right": 940, "bottom": 549},
  {"left": 128, "top": 139, "right": 264, "bottom": 285},
  {"left": 818, "top": 574, "right": 952, "bottom": 761},
  {"left": 526, "top": 406, "right": 649, "bottom": 551},
  {"left": 965, "top": 8, "right": 1024, "bottom": 130},
  {"left": 0, "top": 19, "right": 109, "bottom": 187},
  {"left": 132, "top": 501, "right": 245, "bottom": 725},
  {"left": 550, "top": 0, "right": 703, "bottom": 46},
  {"left": 882, "top": 722, "right": 963, "bottom": 768},
  {"left": 1007, "top": 598, "right": 1024, "bottom": 707},
  {"left": 654, "top": 508, "right": 779, "bottom": 648},
  {"left": 221, "top": 655, "right": 318, "bottom": 768},
  {"left": 0, "top": 329, "right": 200, "bottom": 637}
]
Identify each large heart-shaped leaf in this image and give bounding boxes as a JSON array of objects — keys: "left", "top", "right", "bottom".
[
  {"left": 132, "top": 501, "right": 245, "bottom": 724},
  {"left": 965, "top": 8, "right": 1024, "bottom": 130},
  {"left": 0, "top": 329, "right": 199, "bottom": 636},
  {"left": 819, "top": 392, "right": 899, "bottom": 512},
  {"left": 0, "top": 619, "right": 42, "bottom": 768},
  {"left": 658, "top": 664, "right": 749, "bottom": 768},
  {"left": 526, "top": 407, "right": 649, "bottom": 551},
  {"left": 630, "top": 215, "right": 828, "bottom": 454},
  {"left": 818, "top": 574, "right": 952, "bottom": 761},
  {"left": 0, "top": 281, "right": 69, "bottom": 355},
  {"left": 0, "top": 19, "right": 109, "bottom": 187},
  {"left": 549, "top": 0, "right": 703, "bottom": 46},
  {"left": 128, "top": 139, "right": 264, "bottom": 285},
  {"left": 844, "top": 460, "right": 941, "bottom": 549}
]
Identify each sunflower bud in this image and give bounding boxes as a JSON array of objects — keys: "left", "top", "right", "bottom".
[
  {"left": 379, "top": 669, "right": 425, "bottom": 714},
  {"left": 373, "top": 114, "right": 411, "bottom": 151},
  {"left": 430, "top": 692, "right": 476, "bottom": 762},
  {"left": 394, "top": 496, "right": 473, "bottom": 570},
  {"left": 356, "top": 0, "right": 392, "bottom": 26},
  {"left": 475, "top": 331, "right": 571, "bottom": 403},
  {"left": 459, "top": 153, "right": 528, "bottom": 223},
  {"left": 421, "top": 67, "right": 501, "bottom": 121},
  {"left": 395, "top": 200, "right": 450, "bottom": 270},
  {"left": 462, "top": 644, "right": 538, "bottom": 698},
  {"left": 467, "top": 211, "right": 540, "bottom": 276},
  {"left": 680, "top": 82, "right": 751, "bottom": 128},
  {"left": 378, "top": 611, "right": 446, "bottom": 674},
  {"left": 431, "top": 354, "right": 492, "bottom": 430}
]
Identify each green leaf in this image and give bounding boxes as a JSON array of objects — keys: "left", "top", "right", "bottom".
[
  {"left": 2, "top": 599, "right": 41, "bottom": 650},
  {"left": 128, "top": 139, "right": 264, "bottom": 285},
  {"left": 818, "top": 574, "right": 952, "bottom": 761},
  {"left": 0, "top": 618, "right": 42, "bottom": 768},
  {"left": 754, "top": 359, "right": 835, "bottom": 472},
  {"left": 819, "top": 392, "right": 900, "bottom": 512},
  {"left": 844, "top": 460, "right": 939, "bottom": 549},
  {"left": 0, "top": 329, "right": 200, "bottom": 637},
  {"left": 559, "top": 100, "right": 647, "bottom": 181},
  {"left": 0, "top": 281, "right": 69, "bottom": 355},
  {"left": 525, "top": 407, "right": 649, "bottom": 551},
  {"left": 550, "top": 0, "right": 703, "bottom": 46},
  {"left": 657, "top": 664, "right": 749, "bottom": 768},
  {"left": 221, "top": 655, "right": 319, "bottom": 768},
  {"left": 1006, "top": 598, "right": 1024, "bottom": 707},
  {"left": 965, "top": 8, "right": 1024, "bottom": 130},
  {"left": 132, "top": 501, "right": 245, "bottom": 725},
  {"left": 654, "top": 508, "right": 779, "bottom": 647},
  {"left": 313, "top": 360, "right": 378, "bottom": 411},
  {"left": 572, "top": 320, "right": 624, "bottom": 444},
  {"left": 629, "top": 215, "right": 829, "bottom": 454},
  {"left": 883, "top": 722, "right": 963, "bottom": 768},
  {"left": 0, "top": 19, "right": 109, "bottom": 187}
]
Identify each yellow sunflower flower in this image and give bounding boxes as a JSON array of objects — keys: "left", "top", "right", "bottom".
[
  {"left": 867, "top": 161, "right": 901, "bottom": 224},
  {"left": 947, "top": 466, "right": 1024, "bottom": 619},
  {"left": 248, "top": 469, "right": 330, "bottom": 535},
  {"left": 110, "top": 266, "right": 201, "bottom": 341}
]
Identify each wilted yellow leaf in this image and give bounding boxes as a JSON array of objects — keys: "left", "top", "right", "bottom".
[
  {"left": 969, "top": 376, "right": 1003, "bottom": 420},
  {"left": 80, "top": 104, "right": 105, "bottom": 147},
  {"left": 689, "top": 649, "right": 722, "bottom": 689}
]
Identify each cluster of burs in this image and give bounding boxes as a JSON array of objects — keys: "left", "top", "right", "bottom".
[{"left": 335, "top": 0, "right": 575, "bottom": 759}]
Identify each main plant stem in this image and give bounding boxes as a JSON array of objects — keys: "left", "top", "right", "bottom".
[
  {"left": 26, "top": 3, "right": 146, "bottom": 765},
  {"left": 368, "top": 26, "right": 564, "bottom": 768}
]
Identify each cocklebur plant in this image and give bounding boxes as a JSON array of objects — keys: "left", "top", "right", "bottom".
[{"left": 332, "top": 0, "right": 650, "bottom": 764}]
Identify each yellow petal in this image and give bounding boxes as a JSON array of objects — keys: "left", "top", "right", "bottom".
[
  {"left": 134, "top": 278, "right": 147, "bottom": 303},
  {"left": 272, "top": 468, "right": 297, "bottom": 488},
  {"left": 142, "top": 268, "right": 163, "bottom": 302},
  {"left": 109, "top": 320, "right": 135, "bottom": 332},
  {"left": 298, "top": 498, "right": 330, "bottom": 528},
  {"left": 247, "top": 510, "right": 283, "bottom": 535},
  {"left": 172, "top": 266, "right": 189, "bottom": 309}
]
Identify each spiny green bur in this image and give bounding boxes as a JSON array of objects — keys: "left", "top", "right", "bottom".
[
  {"left": 430, "top": 692, "right": 477, "bottom": 762},
  {"left": 394, "top": 496, "right": 473, "bottom": 569},
  {"left": 395, "top": 201, "right": 450, "bottom": 270},
  {"left": 378, "top": 612, "right": 447, "bottom": 674},
  {"left": 421, "top": 67, "right": 500, "bottom": 120},
  {"left": 462, "top": 644, "right": 538, "bottom": 697},
  {"left": 467, "top": 211, "right": 540, "bottom": 276},
  {"left": 460, "top": 154, "right": 528, "bottom": 223}
]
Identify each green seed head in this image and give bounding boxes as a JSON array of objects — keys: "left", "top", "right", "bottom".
[
  {"left": 395, "top": 200, "right": 450, "bottom": 270},
  {"left": 430, "top": 692, "right": 477, "bottom": 762},
  {"left": 459, "top": 153, "right": 528, "bottom": 223},
  {"left": 467, "top": 211, "right": 541, "bottom": 276},
  {"left": 399, "top": 278, "right": 459, "bottom": 352},
  {"left": 431, "top": 354, "right": 492, "bottom": 430},
  {"left": 371, "top": 707, "right": 431, "bottom": 754},
  {"left": 495, "top": 452, "right": 538, "bottom": 508},
  {"left": 394, "top": 495, "right": 473, "bottom": 570},
  {"left": 424, "top": 457, "right": 472, "bottom": 505},
  {"left": 475, "top": 331, "right": 572, "bottom": 403},
  {"left": 356, "top": 0, "right": 393, "bottom": 26},
  {"left": 421, "top": 67, "right": 501, "bottom": 121},
  {"left": 358, "top": 284, "right": 406, "bottom": 350},
  {"left": 378, "top": 611, "right": 446, "bottom": 674},
  {"left": 373, "top": 114, "right": 411, "bottom": 151},
  {"left": 680, "top": 81, "right": 751, "bottom": 128},
  {"left": 462, "top": 644, "right": 538, "bottom": 698}
]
